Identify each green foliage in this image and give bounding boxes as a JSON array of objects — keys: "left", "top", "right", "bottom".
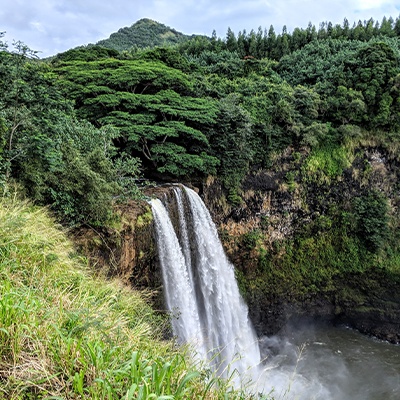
[
  {"left": 240, "top": 199, "right": 398, "bottom": 300},
  {"left": 0, "top": 43, "right": 44, "bottom": 182},
  {"left": 241, "top": 229, "right": 263, "bottom": 251},
  {"left": 280, "top": 231, "right": 367, "bottom": 290},
  {"left": 130, "top": 46, "right": 193, "bottom": 72},
  {"left": 15, "top": 118, "right": 120, "bottom": 226},
  {"left": 0, "top": 39, "right": 143, "bottom": 226},
  {"left": 96, "top": 18, "right": 194, "bottom": 51},
  {"left": 209, "top": 94, "right": 253, "bottom": 201},
  {"left": 189, "top": 50, "right": 249, "bottom": 79},
  {"left": 178, "top": 15, "right": 400, "bottom": 62},
  {"left": 277, "top": 38, "right": 364, "bottom": 88},
  {"left": 52, "top": 45, "right": 120, "bottom": 62},
  {"left": 0, "top": 198, "right": 255, "bottom": 399},
  {"left": 55, "top": 58, "right": 219, "bottom": 178},
  {"left": 46, "top": 18, "right": 400, "bottom": 195},
  {"left": 3, "top": 18, "right": 400, "bottom": 229},
  {"left": 352, "top": 41, "right": 398, "bottom": 129},
  {"left": 302, "top": 145, "right": 353, "bottom": 184},
  {"left": 285, "top": 171, "right": 297, "bottom": 192},
  {"left": 278, "top": 37, "right": 400, "bottom": 133},
  {"left": 352, "top": 190, "right": 390, "bottom": 251},
  {"left": 327, "top": 86, "right": 366, "bottom": 126}
]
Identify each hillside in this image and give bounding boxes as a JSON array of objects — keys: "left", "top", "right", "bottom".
[
  {"left": 96, "top": 18, "right": 202, "bottom": 51},
  {"left": 0, "top": 196, "right": 247, "bottom": 399}
]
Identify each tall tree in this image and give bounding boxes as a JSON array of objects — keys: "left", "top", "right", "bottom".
[
  {"left": 55, "top": 58, "right": 219, "bottom": 177},
  {"left": 226, "top": 27, "right": 238, "bottom": 52}
]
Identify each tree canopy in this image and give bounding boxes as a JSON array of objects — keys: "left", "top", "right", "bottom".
[{"left": 1, "top": 15, "right": 400, "bottom": 229}]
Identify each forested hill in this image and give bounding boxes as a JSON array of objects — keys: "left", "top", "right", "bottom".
[
  {"left": 96, "top": 18, "right": 200, "bottom": 51},
  {"left": 2, "top": 15, "right": 400, "bottom": 229}
]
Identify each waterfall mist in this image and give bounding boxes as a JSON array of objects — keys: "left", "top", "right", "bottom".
[{"left": 258, "top": 322, "right": 400, "bottom": 399}]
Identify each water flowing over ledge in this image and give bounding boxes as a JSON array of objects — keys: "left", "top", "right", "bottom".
[{"left": 150, "top": 185, "right": 261, "bottom": 386}]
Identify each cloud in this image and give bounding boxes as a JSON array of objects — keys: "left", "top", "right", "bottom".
[
  {"left": 356, "top": 0, "right": 392, "bottom": 10},
  {"left": 0, "top": 0, "right": 399, "bottom": 57},
  {"left": 30, "top": 21, "right": 46, "bottom": 34}
]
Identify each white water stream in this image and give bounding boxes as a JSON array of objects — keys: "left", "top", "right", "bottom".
[{"left": 151, "top": 185, "right": 260, "bottom": 385}]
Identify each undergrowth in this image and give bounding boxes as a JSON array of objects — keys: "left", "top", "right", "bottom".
[
  {"left": 0, "top": 195, "right": 255, "bottom": 399},
  {"left": 302, "top": 144, "right": 353, "bottom": 185}
]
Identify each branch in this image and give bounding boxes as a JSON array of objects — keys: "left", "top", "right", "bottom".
[
  {"left": 140, "top": 83, "right": 151, "bottom": 94},
  {"left": 141, "top": 139, "right": 152, "bottom": 160},
  {"left": 8, "top": 119, "right": 24, "bottom": 152},
  {"left": 8, "top": 149, "right": 25, "bottom": 162}
]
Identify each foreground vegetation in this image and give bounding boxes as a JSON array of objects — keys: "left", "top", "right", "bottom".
[{"left": 0, "top": 195, "right": 257, "bottom": 399}]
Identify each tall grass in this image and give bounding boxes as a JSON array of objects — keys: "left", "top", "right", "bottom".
[
  {"left": 302, "top": 144, "right": 353, "bottom": 185},
  {"left": 0, "top": 195, "right": 251, "bottom": 399}
]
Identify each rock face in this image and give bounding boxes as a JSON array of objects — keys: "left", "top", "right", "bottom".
[
  {"left": 201, "top": 145, "right": 400, "bottom": 343},
  {"left": 333, "top": 271, "right": 400, "bottom": 343},
  {"left": 75, "top": 146, "right": 400, "bottom": 343},
  {"left": 73, "top": 185, "right": 191, "bottom": 309},
  {"left": 73, "top": 199, "right": 163, "bottom": 306}
]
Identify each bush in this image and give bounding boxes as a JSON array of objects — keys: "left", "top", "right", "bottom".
[{"left": 352, "top": 190, "right": 390, "bottom": 252}]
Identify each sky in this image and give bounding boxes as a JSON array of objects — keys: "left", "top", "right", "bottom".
[{"left": 1, "top": 0, "right": 399, "bottom": 58}]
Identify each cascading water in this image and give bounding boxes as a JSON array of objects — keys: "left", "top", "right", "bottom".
[
  {"left": 150, "top": 198, "right": 207, "bottom": 360},
  {"left": 151, "top": 185, "right": 260, "bottom": 385}
]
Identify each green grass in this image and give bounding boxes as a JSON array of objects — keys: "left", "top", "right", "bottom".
[
  {"left": 302, "top": 144, "right": 353, "bottom": 184},
  {"left": 0, "top": 195, "right": 255, "bottom": 399}
]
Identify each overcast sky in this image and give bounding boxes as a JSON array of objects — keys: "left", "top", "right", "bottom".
[{"left": 1, "top": 0, "right": 399, "bottom": 58}]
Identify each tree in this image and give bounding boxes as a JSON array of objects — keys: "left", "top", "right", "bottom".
[
  {"left": 380, "top": 16, "right": 394, "bottom": 36},
  {"left": 306, "top": 22, "right": 317, "bottom": 42},
  {"left": 343, "top": 18, "right": 350, "bottom": 37},
  {"left": 52, "top": 45, "right": 120, "bottom": 62},
  {"left": 237, "top": 30, "right": 247, "bottom": 58},
  {"left": 277, "top": 38, "right": 363, "bottom": 88},
  {"left": 0, "top": 39, "right": 39, "bottom": 182},
  {"left": 327, "top": 86, "right": 366, "bottom": 125},
  {"left": 209, "top": 93, "right": 253, "bottom": 203},
  {"left": 352, "top": 20, "right": 365, "bottom": 41},
  {"left": 187, "top": 50, "right": 245, "bottom": 78},
  {"left": 394, "top": 16, "right": 400, "bottom": 35},
  {"left": 55, "top": 58, "right": 219, "bottom": 177},
  {"left": 267, "top": 25, "right": 277, "bottom": 57},
  {"left": 353, "top": 191, "right": 389, "bottom": 252},
  {"left": 0, "top": 37, "right": 142, "bottom": 225},
  {"left": 226, "top": 27, "right": 238, "bottom": 52},
  {"left": 352, "top": 41, "right": 398, "bottom": 128}
]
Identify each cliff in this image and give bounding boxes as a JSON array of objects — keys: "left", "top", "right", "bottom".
[
  {"left": 74, "top": 144, "right": 400, "bottom": 343},
  {"left": 202, "top": 144, "right": 400, "bottom": 342}
]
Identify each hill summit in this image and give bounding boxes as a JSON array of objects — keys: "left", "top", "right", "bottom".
[{"left": 96, "top": 18, "right": 197, "bottom": 51}]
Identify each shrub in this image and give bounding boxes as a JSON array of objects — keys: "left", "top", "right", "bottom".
[{"left": 352, "top": 190, "right": 390, "bottom": 252}]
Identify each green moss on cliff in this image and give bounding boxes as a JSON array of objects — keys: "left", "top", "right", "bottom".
[
  {"left": 302, "top": 144, "right": 354, "bottom": 184},
  {"left": 222, "top": 144, "right": 400, "bottom": 340}
]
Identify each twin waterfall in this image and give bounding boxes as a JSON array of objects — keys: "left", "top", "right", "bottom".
[{"left": 150, "top": 185, "right": 260, "bottom": 385}]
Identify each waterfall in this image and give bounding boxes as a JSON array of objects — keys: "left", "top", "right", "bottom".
[
  {"left": 150, "top": 198, "right": 207, "bottom": 360},
  {"left": 150, "top": 185, "right": 260, "bottom": 385}
]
